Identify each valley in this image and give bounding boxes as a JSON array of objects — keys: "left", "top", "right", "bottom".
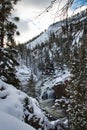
[{"left": 0, "top": 3, "right": 87, "bottom": 130}]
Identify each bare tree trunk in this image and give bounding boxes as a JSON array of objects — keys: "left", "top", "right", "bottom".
[
  {"left": 1, "top": 27, "right": 4, "bottom": 47},
  {"left": 0, "top": 2, "right": 5, "bottom": 48}
]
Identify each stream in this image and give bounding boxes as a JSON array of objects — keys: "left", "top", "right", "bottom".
[
  {"left": 17, "top": 66, "right": 66, "bottom": 120},
  {"left": 35, "top": 75, "right": 65, "bottom": 120}
]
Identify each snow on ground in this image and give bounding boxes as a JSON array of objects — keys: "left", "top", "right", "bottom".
[
  {"left": 16, "top": 64, "right": 37, "bottom": 90},
  {"left": 16, "top": 64, "right": 31, "bottom": 87},
  {"left": 51, "top": 118, "right": 68, "bottom": 130},
  {"left": 0, "top": 79, "right": 51, "bottom": 129},
  {"left": 27, "top": 32, "right": 49, "bottom": 49},
  {"left": 72, "top": 30, "right": 84, "bottom": 46},
  {"left": 0, "top": 111, "right": 35, "bottom": 130},
  {"left": 53, "top": 69, "right": 70, "bottom": 85},
  {"left": 0, "top": 79, "right": 26, "bottom": 120},
  {"left": 0, "top": 79, "right": 45, "bottom": 119},
  {"left": 48, "top": 21, "right": 62, "bottom": 34},
  {"left": 72, "top": 5, "right": 87, "bottom": 16},
  {"left": 26, "top": 21, "right": 62, "bottom": 50}
]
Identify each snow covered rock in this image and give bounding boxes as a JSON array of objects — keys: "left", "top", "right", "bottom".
[{"left": 0, "top": 79, "right": 53, "bottom": 130}]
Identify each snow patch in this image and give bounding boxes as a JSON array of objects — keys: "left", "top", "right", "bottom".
[{"left": 0, "top": 111, "right": 35, "bottom": 130}]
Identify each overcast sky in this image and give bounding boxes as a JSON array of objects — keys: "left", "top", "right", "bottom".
[{"left": 14, "top": 0, "right": 87, "bottom": 43}]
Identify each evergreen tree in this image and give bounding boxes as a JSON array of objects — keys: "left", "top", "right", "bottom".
[
  {"left": 0, "top": 0, "right": 20, "bottom": 88},
  {"left": 0, "top": 0, "right": 20, "bottom": 47},
  {"left": 44, "top": 49, "right": 54, "bottom": 75},
  {"left": 0, "top": 47, "right": 20, "bottom": 88},
  {"left": 27, "top": 72, "right": 36, "bottom": 98},
  {"left": 66, "top": 38, "right": 87, "bottom": 130}
]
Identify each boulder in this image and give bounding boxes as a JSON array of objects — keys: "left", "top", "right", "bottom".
[{"left": 53, "top": 80, "right": 69, "bottom": 98}]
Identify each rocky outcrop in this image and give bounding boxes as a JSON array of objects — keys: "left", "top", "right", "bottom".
[{"left": 53, "top": 80, "right": 69, "bottom": 99}]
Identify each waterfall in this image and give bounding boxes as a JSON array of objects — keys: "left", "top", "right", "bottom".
[
  {"left": 47, "top": 89, "right": 55, "bottom": 99},
  {"left": 41, "top": 88, "right": 55, "bottom": 100}
]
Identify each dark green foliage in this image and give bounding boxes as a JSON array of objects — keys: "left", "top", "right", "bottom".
[
  {"left": 66, "top": 28, "right": 87, "bottom": 130},
  {"left": 0, "top": 0, "right": 20, "bottom": 47},
  {"left": 0, "top": 47, "right": 20, "bottom": 88},
  {"left": 27, "top": 72, "right": 36, "bottom": 97}
]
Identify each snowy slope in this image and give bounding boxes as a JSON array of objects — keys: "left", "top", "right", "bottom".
[
  {"left": 16, "top": 64, "right": 37, "bottom": 88},
  {"left": 0, "top": 79, "right": 27, "bottom": 120},
  {"left": 26, "top": 6, "right": 87, "bottom": 50},
  {"left": 0, "top": 79, "right": 46, "bottom": 119},
  {"left": 0, "top": 79, "right": 52, "bottom": 130},
  {"left": 27, "top": 32, "right": 49, "bottom": 49},
  {"left": 0, "top": 112, "right": 35, "bottom": 130},
  {"left": 16, "top": 64, "right": 32, "bottom": 90},
  {"left": 26, "top": 21, "right": 62, "bottom": 50}
]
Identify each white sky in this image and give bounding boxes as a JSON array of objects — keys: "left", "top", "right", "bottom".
[
  {"left": 14, "top": 0, "right": 69, "bottom": 43},
  {"left": 14, "top": 0, "right": 87, "bottom": 43}
]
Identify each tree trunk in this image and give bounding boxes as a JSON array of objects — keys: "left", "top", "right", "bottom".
[
  {"left": 1, "top": 27, "right": 4, "bottom": 47},
  {"left": 0, "top": 2, "right": 5, "bottom": 47}
]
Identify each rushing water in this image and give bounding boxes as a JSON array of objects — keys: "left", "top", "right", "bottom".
[
  {"left": 35, "top": 76, "right": 65, "bottom": 120},
  {"left": 40, "top": 99, "right": 64, "bottom": 120}
]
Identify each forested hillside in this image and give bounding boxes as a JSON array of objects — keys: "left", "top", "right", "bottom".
[
  {"left": 0, "top": 0, "right": 87, "bottom": 129},
  {"left": 17, "top": 7, "right": 87, "bottom": 130}
]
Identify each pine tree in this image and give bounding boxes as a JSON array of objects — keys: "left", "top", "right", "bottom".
[
  {"left": 27, "top": 72, "right": 36, "bottom": 98},
  {"left": 44, "top": 49, "right": 54, "bottom": 75},
  {"left": 66, "top": 38, "right": 87, "bottom": 130},
  {"left": 0, "top": 47, "right": 20, "bottom": 88},
  {"left": 0, "top": 0, "right": 20, "bottom": 88},
  {"left": 0, "top": 0, "right": 20, "bottom": 47}
]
